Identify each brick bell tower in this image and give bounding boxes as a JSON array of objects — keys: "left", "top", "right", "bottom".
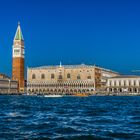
[{"left": 12, "top": 22, "right": 25, "bottom": 92}]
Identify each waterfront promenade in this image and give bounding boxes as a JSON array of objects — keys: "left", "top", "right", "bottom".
[{"left": 0, "top": 92, "right": 140, "bottom": 96}]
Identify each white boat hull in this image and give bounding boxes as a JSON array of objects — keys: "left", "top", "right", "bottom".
[{"left": 44, "top": 95, "right": 63, "bottom": 98}]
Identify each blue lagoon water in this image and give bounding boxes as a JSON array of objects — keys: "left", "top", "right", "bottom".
[{"left": 0, "top": 95, "right": 140, "bottom": 139}]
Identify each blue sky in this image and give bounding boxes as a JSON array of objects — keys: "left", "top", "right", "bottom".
[{"left": 0, "top": 0, "right": 140, "bottom": 76}]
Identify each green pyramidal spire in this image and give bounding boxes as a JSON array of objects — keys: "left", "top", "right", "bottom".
[{"left": 14, "top": 22, "right": 24, "bottom": 41}]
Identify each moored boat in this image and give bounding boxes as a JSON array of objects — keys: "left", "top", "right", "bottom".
[
  {"left": 44, "top": 95, "right": 63, "bottom": 98},
  {"left": 72, "top": 93, "right": 88, "bottom": 97}
]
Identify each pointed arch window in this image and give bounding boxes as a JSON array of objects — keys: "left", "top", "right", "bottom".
[
  {"left": 32, "top": 74, "right": 36, "bottom": 79},
  {"left": 51, "top": 74, "right": 55, "bottom": 79},
  {"left": 87, "top": 76, "right": 91, "bottom": 79},
  {"left": 41, "top": 74, "right": 45, "bottom": 79},
  {"left": 58, "top": 75, "right": 63, "bottom": 80},
  {"left": 67, "top": 73, "right": 71, "bottom": 79},
  {"left": 77, "top": 75, "right": 81, "bottom": 80}
]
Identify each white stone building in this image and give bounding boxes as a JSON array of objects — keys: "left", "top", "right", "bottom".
[{"left": 106, "top": 75, "right": 140, "bottom": 93}]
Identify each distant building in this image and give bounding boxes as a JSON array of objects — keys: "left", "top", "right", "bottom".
[
  {"left": 12, "top": 22, "right": 25, "bottom": 92},
  {"left": 0, "top": 74, "right": 18, "bottom": 94},
  {"left": 106, "top": 75, "right": 140, "bottom": 93},
  {"left": 0, "top": 74, "right": 10, "bottom": 79},
  {"left": 27, "top": 64, "right": 119, "bottom": 94}
]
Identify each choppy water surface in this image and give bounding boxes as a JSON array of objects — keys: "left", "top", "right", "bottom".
[{"left": 0, "top": 96, "right": 140, "bottom": 139}]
